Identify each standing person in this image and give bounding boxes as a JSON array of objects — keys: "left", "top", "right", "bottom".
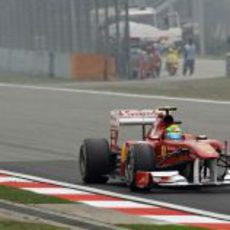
[
  {"left": 183, "top": 39, "right": 196, "bottom": 76},
  {"left": 166, "top": 47, "right": 180, "bottom": 76},
  {"left": 138, "top": 49, "right": 148, "bottom": 79},
  {"left": 148, "top": 45, "right": 162, "bottom": 78}
]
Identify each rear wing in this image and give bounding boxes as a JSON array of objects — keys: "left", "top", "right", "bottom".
[
  {"left": 109, "top": 107, "right": 177, "bottom": 149},
  {"left": 110, "top": 110, "right": 157, "bottom": 148},
  {"left": 110, "top": 110, "right": 157, "bottom": 128}
]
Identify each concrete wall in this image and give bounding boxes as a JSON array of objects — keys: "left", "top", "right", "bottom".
[
  {"left": 0, "top": 48, "right": 117, "bottom": 81},
  {"left": 51, "top": 52, "right": 70, "bottom": 79},
  {"left": 0, "top": 48, "right": 70, "bottom": 79}
]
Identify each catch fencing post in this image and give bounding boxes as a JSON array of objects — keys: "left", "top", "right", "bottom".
[{"left": 226, "top": 53, "right": 230, "bottom": 77}]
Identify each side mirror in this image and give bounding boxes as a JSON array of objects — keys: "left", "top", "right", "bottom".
[
  {"left": 196, "top": 135, "right": 207, "bottom": 140},
  {"left": 150, "top": 135, "right": 161, "bottom": 141}
]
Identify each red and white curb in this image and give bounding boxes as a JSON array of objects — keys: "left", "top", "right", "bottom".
[{"left": 0, "top": 170, "right": 229, "bottom": 230}]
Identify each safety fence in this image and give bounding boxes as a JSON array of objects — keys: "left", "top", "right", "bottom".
[{"left": 0, "top": 0, "right": 129, "bottom": 79}]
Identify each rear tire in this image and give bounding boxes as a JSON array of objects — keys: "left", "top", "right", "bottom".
[
  {"left": 125, "top": 144, "right": 155, "bottom": 191},
  {"left": 79, "top": 138, "right": 110, "bottom": 184}
]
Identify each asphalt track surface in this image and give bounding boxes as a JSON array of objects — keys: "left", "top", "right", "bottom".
[{"left": 0, "top": 82, "right": 230, "bottom": 217}]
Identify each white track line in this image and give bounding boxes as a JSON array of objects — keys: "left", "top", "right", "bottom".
[
  {"left": 22, "top": 187, "right": 90, "bottom": 195},
  {"left": 1, "top": 170, "right": 229, "bottom": 222},
  {"left": 0, "top": 177, "right": 31, "bottom": 182},
  {"left": 81, "top": 201, "right": 154, "bottom": 208},
  {"left": 0, "top": 83, "right": 229, "bottom": 105},
  {"left": 143, "top": 215, "right": 230, "bottom": 224}
]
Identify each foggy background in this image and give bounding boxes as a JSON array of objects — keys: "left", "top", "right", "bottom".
[
  {"left": 131, "top": 0, "right": 230, "bottom": 55},
  {"left": 0, "top": 0, "right": 228, "bottom": 78}
]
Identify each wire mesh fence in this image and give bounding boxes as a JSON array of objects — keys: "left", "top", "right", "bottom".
[{"left": 0, "top": 0, "right": 129, "bottom": 76}]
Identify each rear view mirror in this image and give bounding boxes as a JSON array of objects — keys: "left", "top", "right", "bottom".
[
  {"left": 149, "top": 135, "right": 160, "bottom": 141},
  {"left": 196, "top": 135, "right": 207, "bottom": 140}
]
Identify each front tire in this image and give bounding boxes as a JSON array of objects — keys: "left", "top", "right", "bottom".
[
  {"left": 125, "top": 144, "right": 155, "bottom": 191},
  {"left": 79, "top": 138, "right": 110, "bottom": 184}
]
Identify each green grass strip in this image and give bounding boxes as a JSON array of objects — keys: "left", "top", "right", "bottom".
[
  {"left": 0, "top": 219, "right": 68, "bottom": 230},
  {"left": 0, "top": 185, "right": 72, "bottom": 204},
  {"left": 120, "top": 224, "right": 207, "bottom": 230}
]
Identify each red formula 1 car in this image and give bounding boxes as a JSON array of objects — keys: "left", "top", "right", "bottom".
[{"left": 79, "top": 106, "right": 230, "bottom": 191}]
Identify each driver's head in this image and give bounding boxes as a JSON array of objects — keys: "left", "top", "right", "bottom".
[{"left": 165, "top": 124, "right": 183, "bottom": 140}]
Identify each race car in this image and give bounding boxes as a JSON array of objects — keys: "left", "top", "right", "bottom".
[{"left": 79, "top": 106, "right": 230, "bottom": 191}]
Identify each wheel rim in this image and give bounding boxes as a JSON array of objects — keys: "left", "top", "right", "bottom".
[
  {"left": 125, "top": 152, "right": 135, "bottom": 185},
  {"left": 79, "top": 146, "right": 87, "bottom": 178}
]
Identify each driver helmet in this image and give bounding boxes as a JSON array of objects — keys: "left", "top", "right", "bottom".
[{"left": 165, "top": 124, "right": 183, "bottom": 140}]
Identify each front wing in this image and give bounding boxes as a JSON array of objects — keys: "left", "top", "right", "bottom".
[{"left": 135, "top": 170, "right": 230, "bottom": 188}]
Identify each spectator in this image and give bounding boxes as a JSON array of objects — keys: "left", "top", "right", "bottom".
[
  {"left": 130, "top": 48, "right": 148, "bottom": 79},
  {"left": 183, "top": 38, "right": 196, "bottom": 76},
  {"left": 148, "top": 45, "right": 162, "bottom": 78}
]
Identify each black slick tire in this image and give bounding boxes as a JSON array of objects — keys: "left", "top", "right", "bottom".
[
  {"left": 125, "top": 144, "right": 155, "bottom": 191},
  {"left": 79, "top": 138, "right": 110, "bottom": 184}
]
